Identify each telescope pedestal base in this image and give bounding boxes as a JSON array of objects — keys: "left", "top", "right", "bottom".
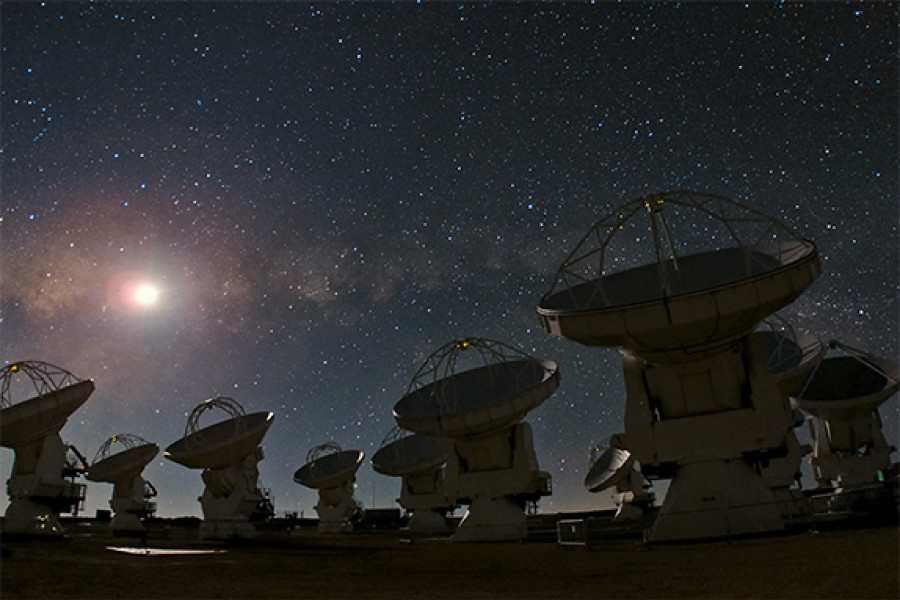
[
  {"left": 649, "top": 459, "right": 783, "bottom": 542},
  {"left": 453, "top": 497, "right": 526, "bottom": 542},
  {"left": 196, "top": 458, "right": 267, "bottom": 539},
  {"left": 2, "top": 498, "right": 67, "bottom": 537},
  {"left": 109, "top": 497, "right": 155, "bottom": 533},
  {"left": 316, "top": 520, "right": 351, "bottom": 533},
  {"left": 614, "top": 497, "right": 651, "bottom": 522},
  {"left": 110, "top": 512, "right": 145, "bottom": 534},
  {"left": 407, "top": 508, "right": 450, "bottom": 533},
  {"left": 770, "top": 487, "right": 811, "bottom": 526},
  {"left": 315, "top": 502, "right": 355, "bottom": 533},
  {"left": 314, "top": 482, "right": 358, "bottom": 533}
]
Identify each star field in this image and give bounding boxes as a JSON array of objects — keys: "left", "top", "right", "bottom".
[{"left": 1, "top": 2, "right": 897, "bottom": 518}]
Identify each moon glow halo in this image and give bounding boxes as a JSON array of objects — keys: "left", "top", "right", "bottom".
[{"left": 106, "top": 271, "right": 161, "bottom": 315}]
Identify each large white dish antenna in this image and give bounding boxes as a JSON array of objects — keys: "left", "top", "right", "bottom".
[
  {"left": 87, "top": 435, "right": 159, "bottom": 484},
  {"left": 536, "top": 192, "right": 825, "bottom": 542},
  {"left": 584, "top": 447, "right": 635, "bottom": 493},
  {"left": 1, "top": 361, "right": 94, "bottom": 536},
  {"left": 392, "top": 339, "right": 557, "bottom": 541},
  {"left": 164, "top": 398, "right": 273, "bottom": 470},
  {"left": 537, "top": 191, "right": 820, "bottom": 354},
  {"left": 87, "top": 433, "right": 159, "bottom": 532},
  {"left": 393, "top": 338, "right": 560, "bottom": 438},
  {"left": 372, "top": 431, "right": 448, "bottom": 478},
  {"left": 294, "top": 444, "right": 365, "bottom": 490},
  {"left": 0, "top": 362, "right": 94, "bottom": 448},
  {"left": 163, "top": 397, "right": 274, "bottom": 539}
]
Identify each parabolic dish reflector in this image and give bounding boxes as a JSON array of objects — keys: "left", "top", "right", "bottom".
[
  {"left": 371, "top": 432, "right": 448, "bottom": 477},
  {"left": 793, "top": 349, "right": 898, "bottom": 420},
  {"left": 0, "top": 361, "right": 94, "bottom": 448},
  {"left": 165, "top": 412, "right": 273, "bottom": 470},
  {"left": 584, "top": 447, "right": 635, "bottom": 493},
  {"left": 88, "top": 443, "right": 159, "bottom": 483},
  {"left": 752, "top": 325, "right": 824, "bottom": 396},
  {"left": 537, "top": 191, "right": 820, "bottom": 352},
  {"left": 294, "top": 448, "right": 365, "bottom": 489},
  {"left": 393, "top": 338, "right": 559, "bottom": 438}
]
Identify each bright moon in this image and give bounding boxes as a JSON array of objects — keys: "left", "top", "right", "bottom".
[
  {"left": 106, "top": 271, "right": 164, "bottom": 315},
  {"left": 133, "top": 283, "right": 160, "bottom": 306}
]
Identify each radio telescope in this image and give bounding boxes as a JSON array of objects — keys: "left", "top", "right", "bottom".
[
  {"left": 749, "top": 319, "right": 824, "bottom": 518},
  {"left": 0, "top": 361, "right": 94, "bottom": 536},
  {"left": 754, "top": 317, "right": 826, "bottom": 399},
  {"left": 584, "top": 440, "right": 654, "bottom": 521},
  {"left": 538, "top": 191, "right": 820, "bottom": 541},
  {"left": 372, "top": 428, "right": 457, "bottom": 533},
  {"left": 294, "top": 442, "right": 365, "bottom": 533},
  {"left": 87, "top": 434, "right": 159, "bottom": 533},
  {"left": 164, "top": 397, "right": 274, "bottom": 539},
  {"left": 793, "top": 342, "right": 898, "bottom": 493},
  {"left": 392, "top": 338, "right": 558, "bottom": 541}
]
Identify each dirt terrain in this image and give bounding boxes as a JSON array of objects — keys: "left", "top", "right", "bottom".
[{"left": 2, "top": 524, "right": 897, "bottom": 599}]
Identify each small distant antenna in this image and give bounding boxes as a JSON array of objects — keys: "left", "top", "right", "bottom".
[
  {"left": 294, "top": 442, "right": 365, "bottom": 533},
  {"left": 584, "top": 440, "right": 654, "bottom": 521}
]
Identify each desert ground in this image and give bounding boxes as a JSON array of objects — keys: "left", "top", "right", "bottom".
[{"left": 2, "top": 522, "right": 898, "bottom": 599}]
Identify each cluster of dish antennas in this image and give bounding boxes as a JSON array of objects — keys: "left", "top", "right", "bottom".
[
  {"left": 164, "top": 396, "right": 275, "bottom": 539},
  {"left": 0, "top": 361, "right": 95, "bottom": 537},
  {"left": 3, "top": 192, "right": 895, "bottom": 546},
  {"left": 539, "top": 190, "right": 897, "bottom": 542},
  {"left": 382, "top": 337, "right": 559, "bottom": 541}
]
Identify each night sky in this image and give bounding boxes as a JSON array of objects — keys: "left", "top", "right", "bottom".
[{"left": 2, "top": 2, "right": 897, "bottom": 519}]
